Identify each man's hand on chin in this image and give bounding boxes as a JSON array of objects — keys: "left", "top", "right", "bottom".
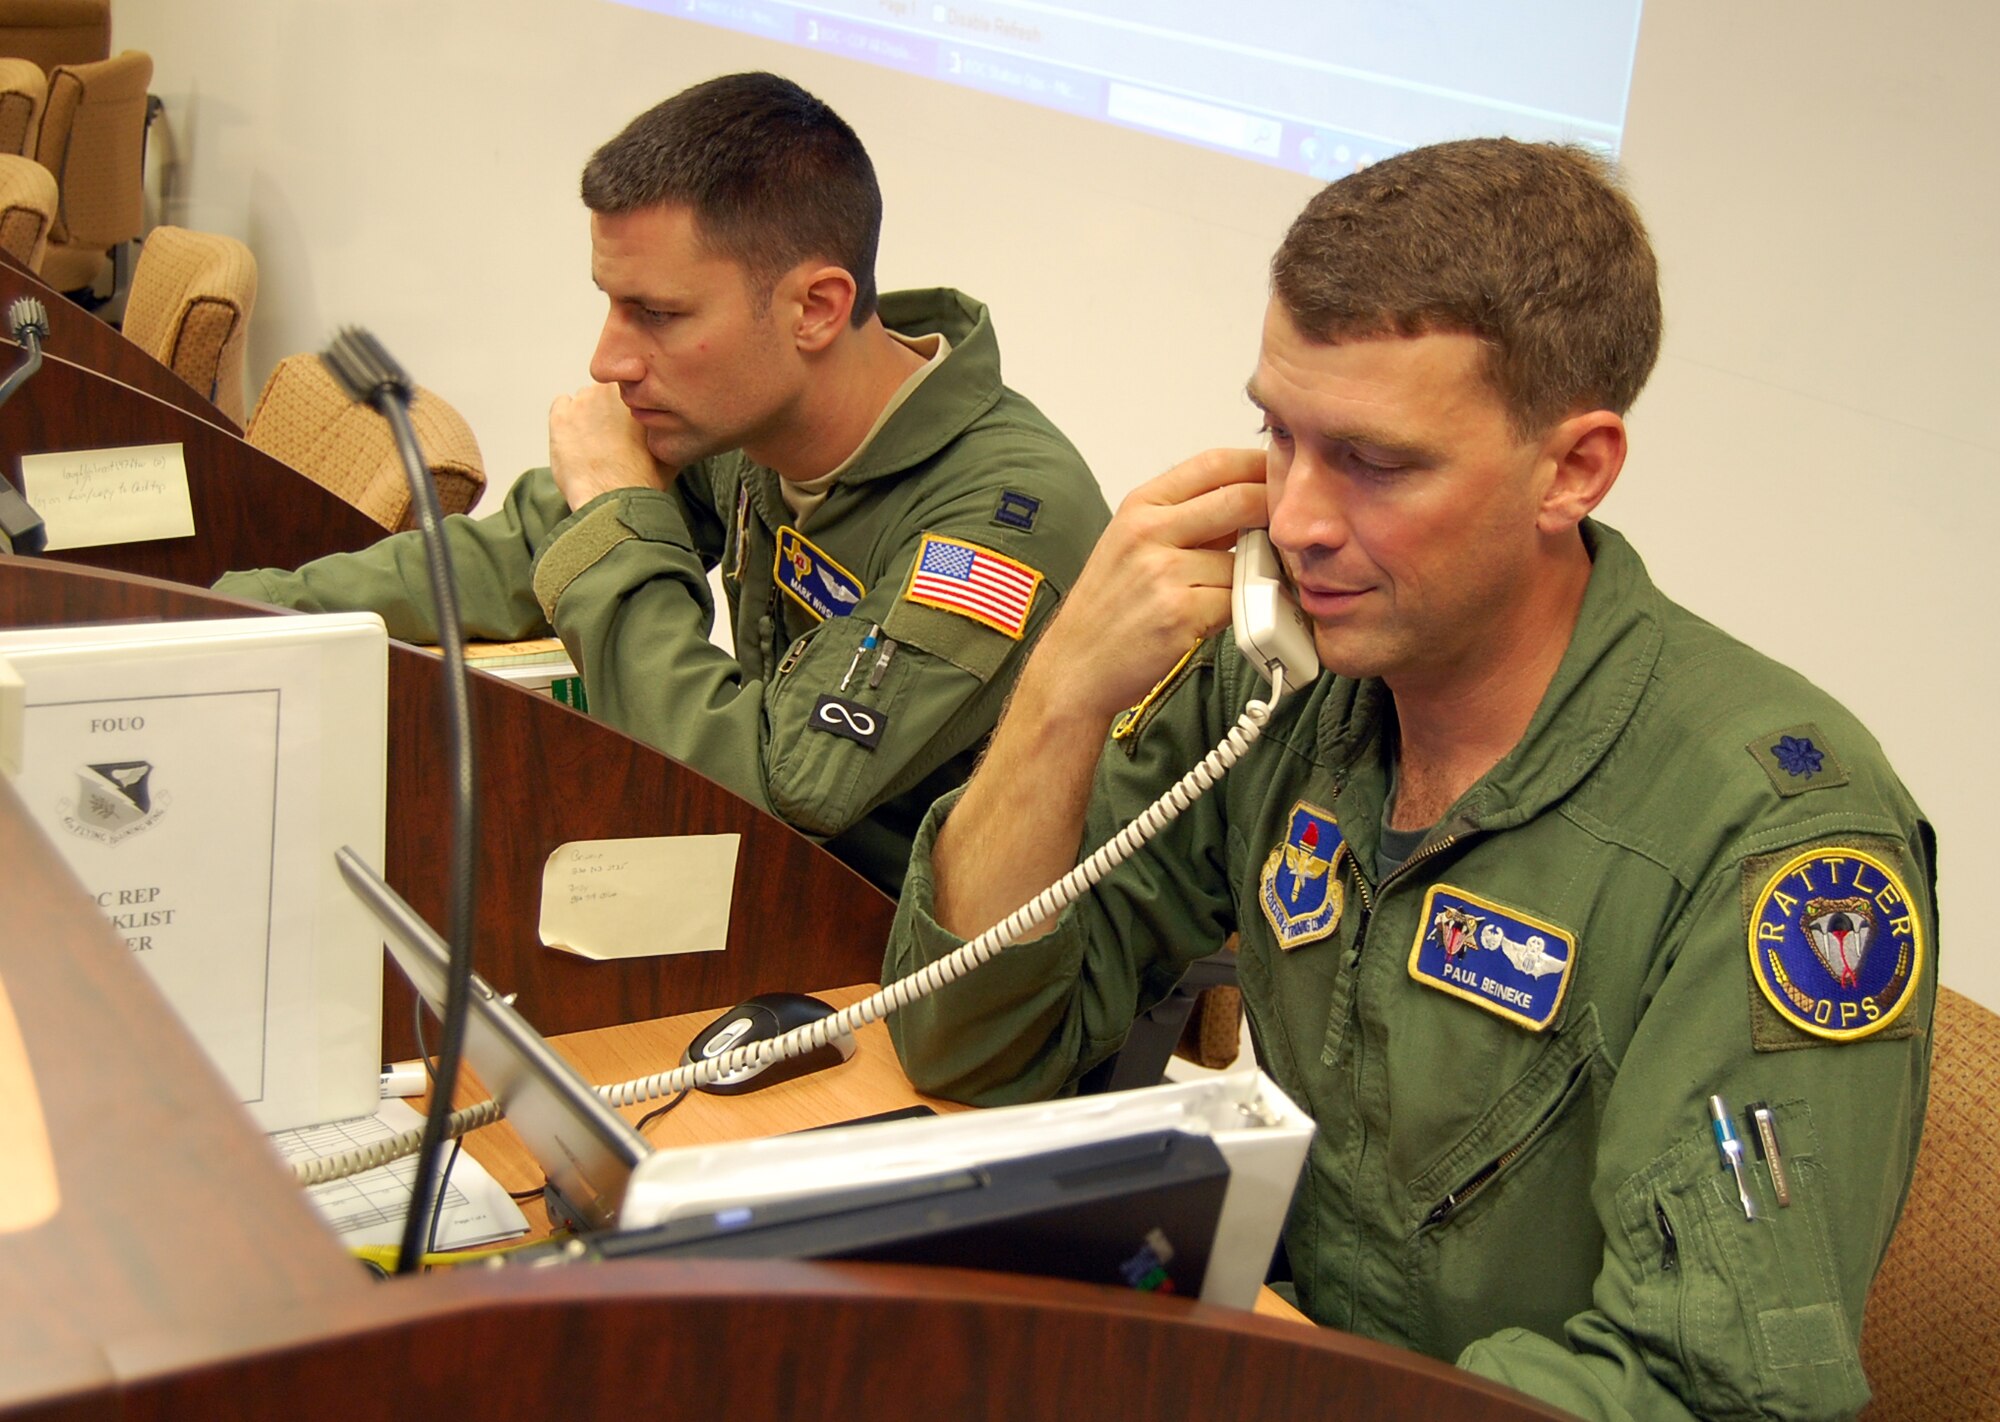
[{"left": 548, "top": 382, "right": 671, "bottom": 511}]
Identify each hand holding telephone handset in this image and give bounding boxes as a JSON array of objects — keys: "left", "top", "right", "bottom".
[
  {"left": 1231, "top": 528, "right": 1321, "bottom": 692},
  {"left": 594, "top": 530, "right": 1324, "bottom": 1109},
  {"left": 597, "top": 529, "right": 1321, "bottom": 1092},
  {"left": 304, "top": 530, "right": 1329, "bottom": 1178}
]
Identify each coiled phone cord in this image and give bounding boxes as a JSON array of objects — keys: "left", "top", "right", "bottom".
[{"left": 293, "top": 662, "right": 1292, "bottom": 1186}]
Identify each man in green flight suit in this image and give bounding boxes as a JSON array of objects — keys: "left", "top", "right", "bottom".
[
  {"left": 885, "top": 139, "right": 1935, "bottom": 1420},
  {"left": 214, "top": 73, "right": 1108, "bottom": 894}
]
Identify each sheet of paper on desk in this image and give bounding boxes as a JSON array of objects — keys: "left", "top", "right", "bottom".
[
  {"left": 19, "top": 442, "right": 195, "bottom": 550},
  {"left": 271, "top": 1100, "right": 529, "bottom": 1251},
  {"left": 539, "top": 834, "right": 739, "bottom": 960}
]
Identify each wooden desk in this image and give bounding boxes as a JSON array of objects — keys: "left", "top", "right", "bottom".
[
  {"left": 0, "top": 555, "right": 902, "bottom": 1060},
  {"left": 436, "top": 983, "right": 961, "bottom": 1238}
]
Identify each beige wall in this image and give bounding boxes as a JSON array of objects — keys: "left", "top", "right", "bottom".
[{"left": 122, "top": 0, "right": 1994, "bottom": 1007}]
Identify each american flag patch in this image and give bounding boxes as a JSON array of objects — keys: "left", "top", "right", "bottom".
[{"left": 903, "top": 533, "right": 1043, "bottom": 639}]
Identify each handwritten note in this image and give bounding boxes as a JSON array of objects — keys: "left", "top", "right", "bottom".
[
  {"left": 538, "top": 834, "right": 740, "bottom": 961},
  {"left": 19, "top": 442, "right": 195, "bottom": 551}
]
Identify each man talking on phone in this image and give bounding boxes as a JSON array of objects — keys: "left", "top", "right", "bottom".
[{"left": 885, "top": 140, "right": 1935, "bottom": 1421}]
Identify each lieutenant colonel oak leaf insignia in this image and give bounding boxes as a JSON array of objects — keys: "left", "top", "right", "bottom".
[
  {"left": 1408, "top": 886, "right": 1576, "bottom": 1032},
  {"left": 1258, "top": 802, "right": 1347, "bottom": 950},
  {"left": 1746, "top": 845, "right": 1923, "bottom": 1043},
  {"left": 901, "top": 533, "right": 1042, "bottom": 640},
  {"left": 1747, "top": 722, "right": 1849, "bottom": 798}
]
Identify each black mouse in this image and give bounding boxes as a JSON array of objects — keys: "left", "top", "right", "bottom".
[{"left": 681, "top": 992, "right": 857, "bottom": 1094}]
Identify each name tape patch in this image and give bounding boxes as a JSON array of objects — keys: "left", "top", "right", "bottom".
[
  {"left": 1748, "top": 846, "right": 1922, "bottom": 1041},
  {"left": 1409, "top": 886, "right": 1576, "bottom": 1031},
  {"left": 1258, "top": 802, "right": 1347, "bottom": 950},
  {"left": 776, "top": 527, "right": 865, "bottom": 622}
]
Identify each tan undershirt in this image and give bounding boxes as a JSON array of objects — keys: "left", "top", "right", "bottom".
[{"left": 779, "top": 330, "right": 950, "bottom": 526}]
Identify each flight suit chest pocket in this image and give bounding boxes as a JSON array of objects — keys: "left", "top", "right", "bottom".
[{"left": 1401, "top": 1009, "right": 1610, "bottom": 1361}]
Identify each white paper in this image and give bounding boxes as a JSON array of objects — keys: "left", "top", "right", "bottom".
[
  {"left": 32, "top": 684, "right": 284, "bottom": 1095},
  {"left": 19, "top": 442, "right": 196, "bottom": 550},
  {"left": 539, "top": 835, "right": 738, "bottom": 961},
  {"left": 272, "top": 1100, "right": 529, "bottom": 1251},
  {"left": 0, "top": 616, "right": 387, "bottom": 1131}
]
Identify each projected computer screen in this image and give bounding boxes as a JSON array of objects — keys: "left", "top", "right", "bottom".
[{"left": 608, "top": 1, "right": 1646, "bottom": 176}]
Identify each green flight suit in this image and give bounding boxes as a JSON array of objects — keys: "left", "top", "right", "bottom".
[
  {"left": 215, "top": 289, "right": 1109, "bottom": 893},
  {"left": 886, "top": 522, "right": 1936, "bottom": 1421}
]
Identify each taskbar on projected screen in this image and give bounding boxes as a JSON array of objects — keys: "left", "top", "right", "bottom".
[{"left": 609, "top": 0, "right": 1630, "bottom": 178}]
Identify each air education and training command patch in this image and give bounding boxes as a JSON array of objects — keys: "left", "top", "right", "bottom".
[
  {"left": 1409, "top": 886, "right": 1576, "bottom": 1032},
  {"left": 1747, "top": 845, "right": 1923, "bottom": 1042},
  {"left": 1258, "top": 802, "right": 1347, "bottom": 950},
  {"left": 775, "top": 527, "right": 864, "bottom": 622}
]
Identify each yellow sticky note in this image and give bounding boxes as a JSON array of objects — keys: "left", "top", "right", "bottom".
[
  {"left": 538, "top": 835, "right": 739, "bottom": 961},
  {"left": 20, "top": 442, "right": 195, "bottom": 551}
]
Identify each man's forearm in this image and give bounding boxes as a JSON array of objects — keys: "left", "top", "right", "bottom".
[
  {"left": 932, "top": 447, "right": 1270, "bottom": 939},
  {"left": 932, "top": 649, "right": 1111, "bottom": 940}
]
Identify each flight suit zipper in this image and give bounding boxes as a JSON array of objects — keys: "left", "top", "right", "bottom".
[{"left": 1420, "top": 1057, "right": 1590, "bottom": 1230}]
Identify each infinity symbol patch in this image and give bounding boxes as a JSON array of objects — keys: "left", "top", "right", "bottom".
[{"left": 810, "top": 693, "right": 886, "bottom": 750}]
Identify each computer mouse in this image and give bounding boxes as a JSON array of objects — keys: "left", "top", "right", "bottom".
[{"left": 681, "top": 991, "right": 857, "bottom": 1095}]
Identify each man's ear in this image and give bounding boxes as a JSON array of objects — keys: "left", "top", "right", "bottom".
[
  {"left": 1536, "top": 410, "right": 1627, "bottom": 534},
  {"left": 790, "top": 264, "right": 857, "bottom": 353}
]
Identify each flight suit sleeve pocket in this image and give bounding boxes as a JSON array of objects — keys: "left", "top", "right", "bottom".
[{"left": 1619, "top": 1100, "right": 1868, "bottom": 1421}]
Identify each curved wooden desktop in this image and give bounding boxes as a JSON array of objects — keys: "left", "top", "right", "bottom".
[
  {"left": 0, "top": 776, "right": 1574, "bottom": 1422},
  {"left": 0, "top": 349, "right": 387, "bottom": 584},
  {"left": 0, "top": 251, "right": 230, "bottom": 426},
  {"left": 0, "top": 555, "right": 899, "bottom": 1060}
]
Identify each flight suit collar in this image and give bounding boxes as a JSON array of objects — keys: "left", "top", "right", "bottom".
[
  {"left": 1314, "top": 520, "right": 1665, "bottom": 865},
  {"left": 743, "top": 287, "right": 1004, "bottom": 529}
]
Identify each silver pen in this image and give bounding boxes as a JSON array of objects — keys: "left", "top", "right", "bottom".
[{"left": 1748, "top": 1101, "right": 1792, "bottom": 1208}]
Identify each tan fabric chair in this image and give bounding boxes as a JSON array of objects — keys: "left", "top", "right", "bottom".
[
  {"left": 0, "top": 57, "right": 46, "bottom": 156},
  {"left": 120, "top": 225, "right": 257, "bottom": 424},
  {"left": 0, "top": 0, "right": 109, "bottom": 77},
  {"left": 1857, "top": 986, "right": 2000, "bottom": 1420},
  {"left": 0, "top": 151, "right": 55, "bottom": 271},
  {"left": 31, "top": 47, "right": 148, "bottom": 294},
  {"left": 247, "top": 354, "right": 487, "bottom": 531}
]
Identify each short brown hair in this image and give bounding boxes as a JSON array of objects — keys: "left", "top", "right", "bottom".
[
  {"left": 1271, "top": 138, "right": 1661, "bottom": 436},
  {"left": 581, "top": 72, "right": 881, "bottom": 325}
]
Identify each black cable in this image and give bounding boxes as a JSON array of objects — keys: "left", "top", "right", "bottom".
[
  {"left": 426, "top": 1138, "right": 465, "bottom": 1265},
  {"left": 321, "top": 329, "right": 479, "bottom": 1280},
  {"left": 411, "top": 997, "right": 461, "bottom": 1265},
  {"left": 636, "top": 1090, "right": 692, "bottom": 1133}
]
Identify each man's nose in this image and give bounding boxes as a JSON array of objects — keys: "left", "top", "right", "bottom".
[
  {"left": 1267, "top": 449, "right": 1348, "bottom": 557},
  {"left": 589, "top": 314, "right": 645, "bottom": 386}
]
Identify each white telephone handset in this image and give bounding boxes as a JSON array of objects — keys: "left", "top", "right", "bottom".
[{"left": 1231, "top": 529, "right": 1320, "bottom": 691}]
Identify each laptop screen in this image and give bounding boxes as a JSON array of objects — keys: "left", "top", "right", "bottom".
[{"left": 337, "top": 847, "right": 646, "bottom": 1232}]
